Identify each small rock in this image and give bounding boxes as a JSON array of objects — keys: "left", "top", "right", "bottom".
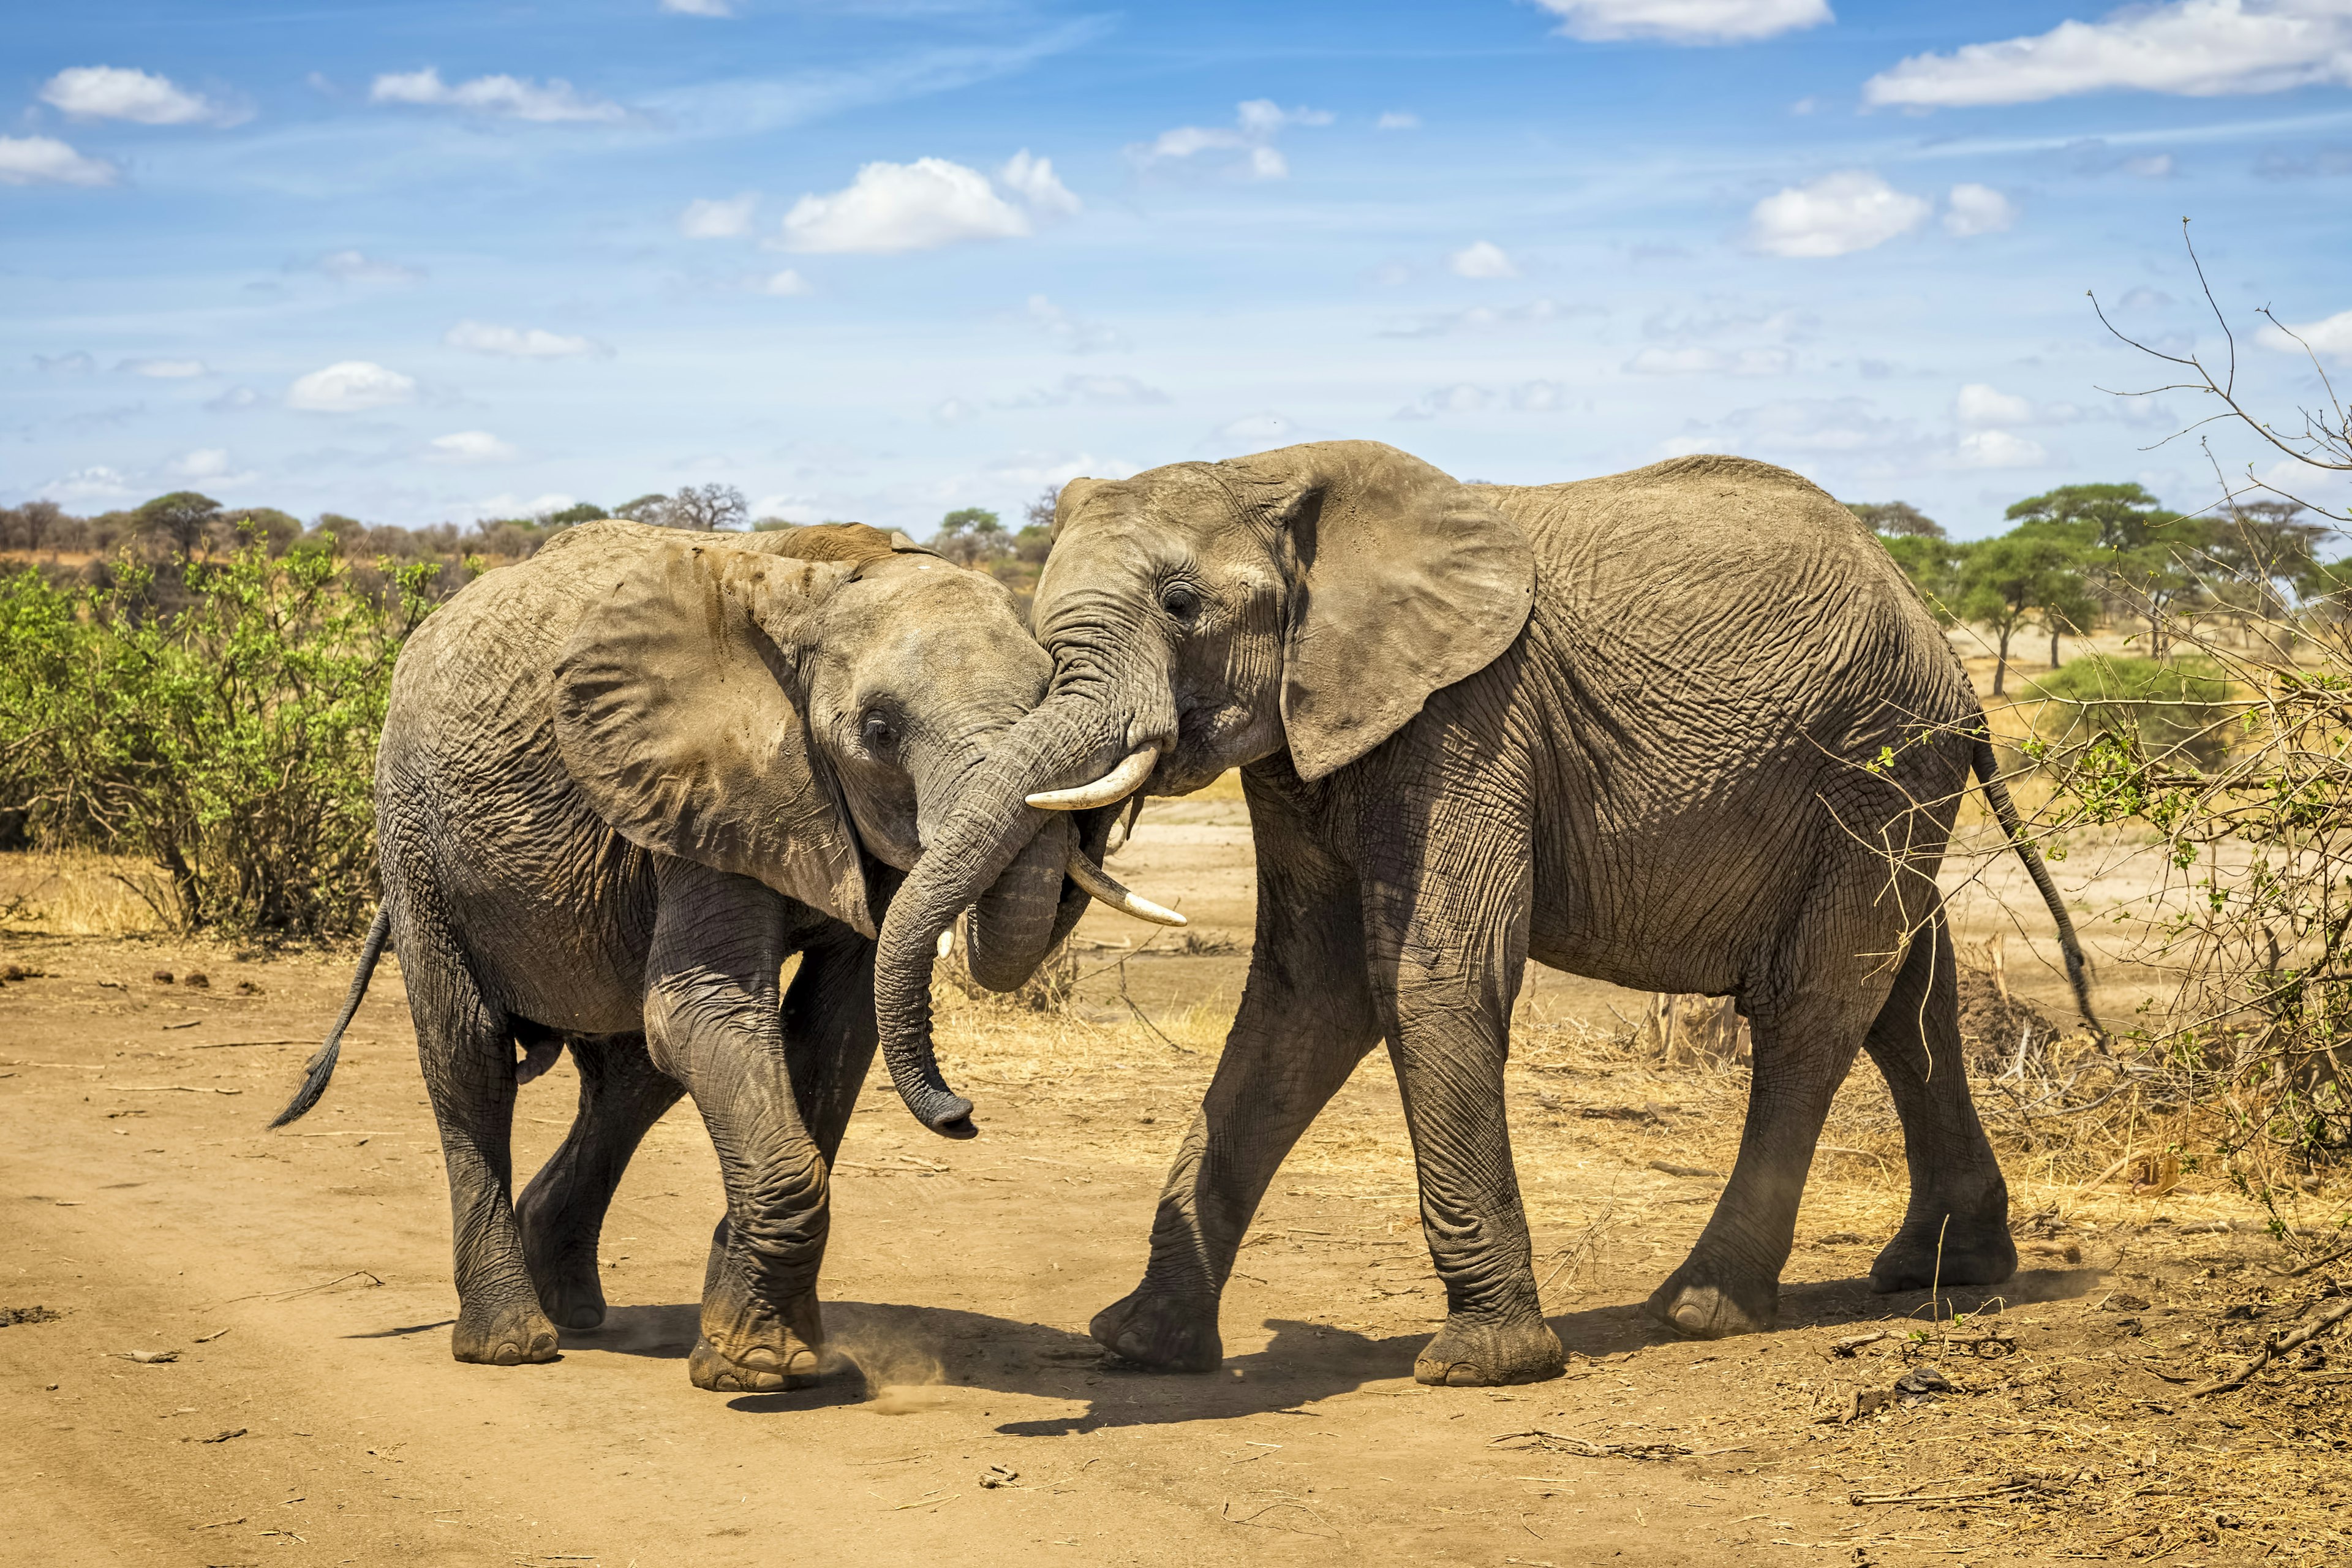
[
  {"left": 234, "top": 979, "right": 262, "bottom": 996},
  {"left": 978, "top": 1464, "right": 1019, "bottom": 1488},
  {"left": 199, "top": 1427, "right": 247, "bottom": 1444},
  {"left": 119, "top": 1348, "right": 180, "bottom": 1363},
  {"left": 152, "top": 970, "right": 175, "bottom": 985},
  {"left": 1893, "top": 1365, "right": 1956, "bottom": 1406},
  {"left": 183, "top": 971, "right": 209, "bottom": 989},
  {"left": 1, "top": 1305, "right": 64, "bottom": 1327},
  {"left": 2105, "top": 1292, "right": 2151, "bottom": 1313}
]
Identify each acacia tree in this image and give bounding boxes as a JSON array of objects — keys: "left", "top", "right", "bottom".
[
  {"left": 1846, "top": 499, "right": 1945, "bottom": 538},
  {"left": 1958, "top": 530, "right": 2090, "bottom": 695},
  {"left": 135, "top": 491, "right": 223, "bottom": 559},
  {"left": 930, "top": 506, "right": 1009, "bottom": 568}
]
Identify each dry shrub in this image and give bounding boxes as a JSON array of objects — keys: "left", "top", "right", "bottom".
[{"left": 0, "top": 847, "right": 173, "bottom": 935}]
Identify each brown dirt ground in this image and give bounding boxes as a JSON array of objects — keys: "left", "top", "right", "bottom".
[{"left": 3, "top": 798, "right": 2347, "bottom": 1567}]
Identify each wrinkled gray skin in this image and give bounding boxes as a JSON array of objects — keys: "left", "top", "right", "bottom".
[
  {"left": 279, "top": 521, "right": 1117, "bottom": 1392},
  {"left": 981, "top": 441, "right": 2094, "bottom": 1388}
]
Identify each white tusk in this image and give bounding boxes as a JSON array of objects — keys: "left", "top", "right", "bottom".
[
  {"left": 1065, "top": 850, "right": 1187, "bottom": 927},
  {"left": 937, "top": 928, "right": 956, "bottom": 960},
  {"left": 1027, "top": 745, "right": 1159, "bottom": 811}
]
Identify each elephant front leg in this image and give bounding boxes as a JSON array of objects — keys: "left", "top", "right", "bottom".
[
  {"left": 1384, "top": 986, "right": 1565, "bottom": 1387},
  {"left": 1091, "top": 842, "right": 1381, "bottom": 1373},
  {"left": 644, "top": 864, "right": 829, "bottom": 1393}
]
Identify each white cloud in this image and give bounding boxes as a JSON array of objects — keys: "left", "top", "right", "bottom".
[
  {"left": 998, "top": 374, "right": 1171, "bottom": 409},
  {"left": 472, "top": 492, "right": 581, "bottom": 521},
  {"left": 1392, "top": 382, "right": 1575, "bottom": 420},
  {"left": 445, "top": 320, "right": 603, "bottom": 358},
  {"left": 120, "top": 358, "right": 209, "bottom": 379},
  {"left": 1377, "top": 111, "right": 1421, "bottom": 129},
  {"left": 1954, "top": 382, "right": 2036, "bottom": 428},
  {"left": 1449, "top": 240, "right": 1520, "bottom": 279},
  {"left": 39, "top": 466, "right": 138, "bottom": 504},
  {"left": 369, "top": 67, "right": 625, "bottom": 124},
  {"left": 1943, "top": 183, "right": 2019, "bottom": 236},
  {"left": 1955, "top": 429, "right": 2051, "bottom": 467},
  {"left": 2124, "top": 153, "right": 2177, "bottom": 176},
  {"left": 1626, "top": 345, "right": 1795, "bottom": 375},
  {"left": 1534, "top": 0, "right": 1834, "bottom": 44},
  {"left": 0, "top": 135, "right": 119, "bottom": 187},
  {"left": 1744, "top": 171, "right": 1929, "bottom": 258},
  {"left": 758, "top": 268, "right": 811, "bottom": 296},
  {"left": 1863, "top": 1, "right": 2352, "bottom": 108},
  {"left": 39, "top": 66, "right": 241, "bottom": 127},
  {"left": 428, "top": 430, "right": 519, "bottom": 463},
  {"left": 1023, "top": 295, "right": 1129, "bottom": 355},
  {"left": 1379, "top": 298, "right": 1584, "bottom": 339},
  {"left": 661, "top": 0, "right": 734, "bottom": 13},
  {"left": 680, "top": 193, "right": 758, "bottom": 238},
  {"left": 998, "top": 149, "right": 1082, "bottom": 217},
  {"left": 170, "top": 449, "right": 230, "bottom": 478},
  {"left": 2258, "top": 307, "right": 2352, "bottom": 364},
  {"left": 778, "top": 158, "right": 1031, "bottom": 254},
  {"left": 317, "top": 249, "right": 424, "bottom": 283},
  {"left": 982, "top": 451, "right": 1140, "bottom": 489},
  {"left": 287, "top": 360, "right": 417, "bottom": 412},
  {"left": 1131, "top": 99, "right": 1332, "bottom": 181}
]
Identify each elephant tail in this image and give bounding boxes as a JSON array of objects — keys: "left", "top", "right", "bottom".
[
  {"left": 271, "top": 904, "right": 392, "bottom": 1128},
  {"left": 1970, "top": 737, "right": 2103, "bottom": 1036}
]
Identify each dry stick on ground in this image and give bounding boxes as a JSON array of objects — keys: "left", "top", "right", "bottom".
[
  {"left": 2192, "top": 1295, "right": 2352, "bottom": 1396},
  {"left": 2272, "top": 1241, "right": 2352, "bottom": 1279},
  {"left": 1489, "top": 1431, "right": 1692, "bottom": 1462}
]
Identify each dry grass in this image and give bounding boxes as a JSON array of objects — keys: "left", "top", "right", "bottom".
[{"left": 0, "top": 848, "right": 175, "bottom": 936}]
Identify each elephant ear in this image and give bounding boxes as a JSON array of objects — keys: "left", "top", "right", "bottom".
[
  {"left": 1229, "top": 440, "right": 1534, "bottom": 783},
  {"left": 552, "top": 540, "right": 875, "bottom": 935}
]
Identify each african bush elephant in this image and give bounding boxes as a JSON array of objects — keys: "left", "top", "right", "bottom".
[
  {"left": 273, "top": 520, "right": 1175, "bottom": 1392},
  {"left": 895, "top": 441, "right": 2093, "bottom": 1388}
]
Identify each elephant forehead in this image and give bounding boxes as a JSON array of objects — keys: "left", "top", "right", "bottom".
[{"left": 824, "top": 569, "right": 1049, "bottom": 684}]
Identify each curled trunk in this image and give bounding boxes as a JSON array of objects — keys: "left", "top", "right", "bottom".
[{"left": 872, "top": 696, "right": 1121, "bottom": 1136}]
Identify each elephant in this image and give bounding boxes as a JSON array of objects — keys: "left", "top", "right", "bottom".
[
  {"left": 271, "top": 519, "right": 1178, "bottom": 1391},
  {"left": 894, "top": 440, "right": 2095, "bottom": 1388}
]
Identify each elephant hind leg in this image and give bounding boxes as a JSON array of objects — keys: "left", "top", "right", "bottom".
[
  {"left": 517, "top": 1029, "right": 682, "bottom": 1331},
  {"left": 1860, "top": 899, "right": 2015, "bottom": 1293},
  {"left": 1646, "top": 871, "right": 1913, "bottom": 1340},
  {"left": 401, "top": 914, "right": 560, "bottom": 1366}
]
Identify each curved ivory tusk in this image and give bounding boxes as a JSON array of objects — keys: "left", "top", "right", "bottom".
[
  {"left": 1027, "top": 745, "right": 1159, "bottom": 811},
  {"left": 1065, "top": 849, "right": 1187, "bottom": 927}
]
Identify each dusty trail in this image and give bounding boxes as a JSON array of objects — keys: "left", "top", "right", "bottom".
[{"left": 3, "top": 805, "right": 2335, "bottom": 1565}]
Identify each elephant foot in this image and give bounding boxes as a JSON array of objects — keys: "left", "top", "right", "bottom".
[
  {"left": 534, "top": 1271, "right": 608, "bottom": 1333},
  {"left": 1090, "top": 1286, "right": 1222, "bottom": 1373},
  {"left": 1646, "top": 1260, "right": 1777, "bottom": 1340},
  {"left": 692, "top": 1283, "right": 826, "bottom": 1393},
  {"left": 1870, "top": 1213, "right": 2018, "bottom": 1294},
  {"left": 450, "top": 1301, "right": 560, "bottom": 1366},
  {"left": 1413, "top": 1315, "right": 1564, "bottom": 1387},
  {"left": 688, "top": 1333, "right": 820, "bottom": 1393}
]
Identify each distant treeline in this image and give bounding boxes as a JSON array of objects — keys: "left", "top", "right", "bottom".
[{"left": 0, "top": 481, "right": 1063, "bottom": 615}]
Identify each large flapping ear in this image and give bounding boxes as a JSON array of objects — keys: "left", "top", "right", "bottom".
[
  {"left": 1052, "top": 477, "right": 1112, "bottom": 539},
  {"left": 552, "top": 540, "right": 875, "bottom": 935},
  {"left": 1225, "top": 440, "right": 1534, "bottom": 783}
]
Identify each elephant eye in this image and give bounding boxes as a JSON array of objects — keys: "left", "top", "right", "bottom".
[
  {"left": 860, "top": 710, "right": 897, "bottom": 753},
  {"left": 1160, "top": 583, "right": 1202, "bottom": 622}
]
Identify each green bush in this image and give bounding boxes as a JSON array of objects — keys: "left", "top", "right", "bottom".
[
  {"left": 0, "top": 543, "right": 437, "bottom": 937},
  {"left": 2022, "top": 655, "right": 2236, "bottom": 771}
]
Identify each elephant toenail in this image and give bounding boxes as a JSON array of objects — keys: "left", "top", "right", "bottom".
[
  {"left": 1444, "top": 1363, "right": 1483, "bottom": 1387},
  {"left": 1673, "top": 1304, "right": 1706, "bottom": 1333}
]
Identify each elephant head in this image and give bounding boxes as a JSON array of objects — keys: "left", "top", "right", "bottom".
[
  {"left": 548, "top": 523, "right": 1179, "bottom": 1138},
  {"left": 865, "top": 442, "right": 1534, "bottom": 1123}
]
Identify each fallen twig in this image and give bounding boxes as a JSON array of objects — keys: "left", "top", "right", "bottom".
[
  {"left": 189, "top": 1038, "right": 325, "bottom": 1050},
  {"left": 2271, "top": 1240, "right": 2351, "bottom": 1279},
  {"left": 1489, "top": 1430, "right": 1690, "bottom": 1461},
  {"left": 2192, "top": 1295, "right": 2352, "bottom": 1395},
  {"left": 1849, "top": 1479, "right": 2047, "bottom": 1506}
]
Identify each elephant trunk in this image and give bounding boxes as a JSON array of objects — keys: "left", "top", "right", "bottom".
[
  {"left": 962, "top": 812, "right": 1075, "bottom": 991},
  {"left": 873, "top": 694, "right": 1121, "bottom": 1137}
]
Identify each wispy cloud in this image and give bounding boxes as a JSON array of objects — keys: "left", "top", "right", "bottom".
[
  {"left": 371, "top": 67, "right": 627, "bottom": 124},
  {"left": 119, "top": 358, "right": 211, "bottom": 379},
  {"left": 1534, "top": 0, "right": 1833, "bottom": 45},
  {"left": 445, "top": 320, "right": 606, "bottom": 358},
  {"left": 1130, "top": 99, "right": 1333, "bottom": 181},
  {"left": 288, "top": 361, "right": 417, "bottom": 412},
  {"left": 1378, "top": 298, "right": 1589, "bottom": 339},
  {"left": 1021, "top": 295, "right": 1129, "bottom": 354},
  {"left": 1745, "top": 171, "right": 1929, "bottom": 257},
  {"left": 314, "top": 249, "right": 425, "bottom": 283},
  {"left": 680, "top": 192, "right": 758, "bottom": 238},
  {"left": 1864, "top": 1, "right": 2352, "bottom": 109}
]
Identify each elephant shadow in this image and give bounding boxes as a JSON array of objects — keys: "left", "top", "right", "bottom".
[
  {"left": 573, "top": 1300, "right": 1436, "bottom": 1428},
  {"left": 548, "top": 1264, "right": 2108, "bottom": 1420}
]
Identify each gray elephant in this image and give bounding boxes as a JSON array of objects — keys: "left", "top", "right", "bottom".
[
  {"left": 273, "top": 520, "right": 1176, "bottom": 1391},
  {"left": 891, "top": 441, "right": 2092, "bottom": 1388}
]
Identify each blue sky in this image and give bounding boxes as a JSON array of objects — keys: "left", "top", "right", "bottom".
[{"left": 7, "top": 1, "right": 2351, "bottom": 537}]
